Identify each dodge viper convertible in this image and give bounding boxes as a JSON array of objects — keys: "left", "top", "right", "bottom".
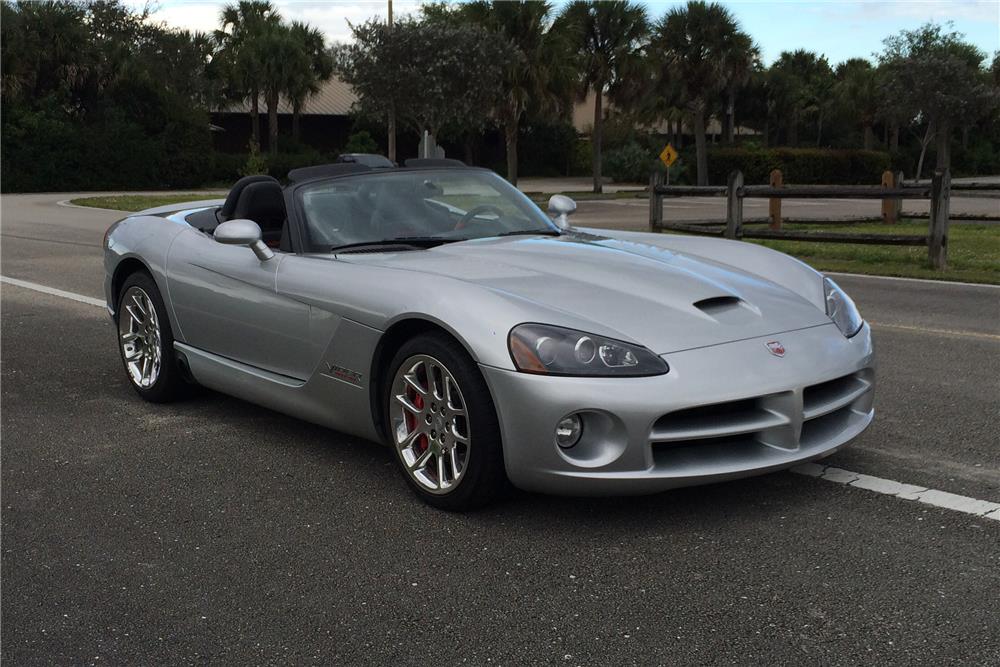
[{"left": 103, "top": 157, "right": 874, "bottom": 510}]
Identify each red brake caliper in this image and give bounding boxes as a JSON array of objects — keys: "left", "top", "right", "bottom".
[{"left": 407, "top": 389, "right": 428, "bottom": 454}]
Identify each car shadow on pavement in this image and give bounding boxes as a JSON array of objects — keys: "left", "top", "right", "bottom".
[{"left": 146, "top": 382, "right": 825, "bottom": 531}]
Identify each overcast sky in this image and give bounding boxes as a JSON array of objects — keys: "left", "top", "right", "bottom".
[{"left": 142, "top": 0, "right": 1000, "bottom": 66}]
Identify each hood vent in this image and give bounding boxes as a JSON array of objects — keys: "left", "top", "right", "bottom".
[
  {"left": 693, "top": 295, "right": 759, "bottom": 325},
  {"left": 693, "top": 295, "right": 742, "bottom": 315}
]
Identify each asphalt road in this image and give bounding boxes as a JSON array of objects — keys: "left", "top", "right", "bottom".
[{"left": 2, "top": 193, "right": 999, "bottom": 665}]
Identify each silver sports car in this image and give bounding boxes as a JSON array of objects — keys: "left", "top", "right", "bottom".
[{"left": 104, "top": 158, "right": 874, "bottom": 510}]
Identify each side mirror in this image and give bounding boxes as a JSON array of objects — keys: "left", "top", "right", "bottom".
[
  {"left": 214, "top": 219, "right": 274, "bottom": 261},
  {"left": 547, "top": 194, "right": 577, "bottom": 229}
]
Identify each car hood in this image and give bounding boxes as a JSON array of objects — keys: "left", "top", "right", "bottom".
[{"left": 340, "top": 234, "right": 831, "bottom": 354}]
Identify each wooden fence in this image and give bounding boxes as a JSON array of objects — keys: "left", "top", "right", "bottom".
[{"left": 648, "top": 169, "right": 963, "bottom": 269}]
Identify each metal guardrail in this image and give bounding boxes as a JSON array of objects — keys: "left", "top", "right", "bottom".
[{"left": 648, "top": 169, "right": 955, "bottom": 270}]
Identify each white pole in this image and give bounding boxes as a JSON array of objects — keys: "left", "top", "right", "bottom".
[{"left": 387, "top": 0, "right": 396, "bottom": 163}]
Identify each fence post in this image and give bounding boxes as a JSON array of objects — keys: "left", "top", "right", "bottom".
[
  {"left": 649, "top": 170, "right": 664, "bottom": 232},
  {"left": 928, "top": 169, "right": 951, "bottom": 270},
  {"left": 725, "top": 170, "right": 744, "bottom": 239},
  {"left": 768, "top": 169, "right": 783, "bottom": 230},
  {"left": 881, "top": 170, "right": 899, "bottom": 224}
]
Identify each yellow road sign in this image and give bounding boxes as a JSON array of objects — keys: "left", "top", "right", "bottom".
[{"left": 659, "top": 143, "right": 678, "bottom": 168}]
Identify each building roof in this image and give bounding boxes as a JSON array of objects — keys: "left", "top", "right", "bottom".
[
  {"left": 218, "top": 76, "right": 358, "bottom": 115},
  {"left": 219, "top": 77, "right": 758, "bottom": 136}
]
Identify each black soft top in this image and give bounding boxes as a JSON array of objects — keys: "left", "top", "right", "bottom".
[{"left": 286, "top": 155, "right": 468, "bottom": 184}]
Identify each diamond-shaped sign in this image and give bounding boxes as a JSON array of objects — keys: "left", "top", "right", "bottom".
[{"left": 659, "top": 143, "right": 679, "bottom": 168}]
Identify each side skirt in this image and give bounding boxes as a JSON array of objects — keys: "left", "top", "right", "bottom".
[{"left": 174, "top": 342, "right": 381, "bottom": 443}]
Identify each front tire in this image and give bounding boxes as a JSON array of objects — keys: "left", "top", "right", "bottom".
[
  {"left": 385, "top": 332, "right": 506, "bottom": 511},
  {"left": 116, "top": 272, "right": 186, "bottom": 403}
]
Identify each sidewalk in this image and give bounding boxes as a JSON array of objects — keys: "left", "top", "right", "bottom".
[{"left": 516, "top": 177, "right": 645, "bottom": 194}]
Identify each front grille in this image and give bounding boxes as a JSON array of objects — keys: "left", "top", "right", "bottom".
[{"left": 650, "top": 370, "right": 873, "bottom": 469}]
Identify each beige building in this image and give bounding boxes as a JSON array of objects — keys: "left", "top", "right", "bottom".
[{"left": 571, "top": 87, "right": 757, "bottom": 138}]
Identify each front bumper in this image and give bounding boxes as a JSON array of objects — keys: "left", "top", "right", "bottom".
[{"left": 481, "top": 322, "right": 875, "bottom": 495}]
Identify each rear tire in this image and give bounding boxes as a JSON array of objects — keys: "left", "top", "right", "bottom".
[
  {"left": 116, "top": 271, "right": 187, "bottom": 403},
  {"left": 384, "top": 332, "right": 507, "bottom": 511}
]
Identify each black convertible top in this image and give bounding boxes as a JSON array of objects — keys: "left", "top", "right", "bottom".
[
  {"left": 286, "top": 155, "right": 468, "bottom": 184},
  {"left": 286, "top": 163, "right": 372, "bottom": 183}
]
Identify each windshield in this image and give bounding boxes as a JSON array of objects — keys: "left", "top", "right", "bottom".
[{"left": 297, "top": 169, "right": 559, "bottom": 251}]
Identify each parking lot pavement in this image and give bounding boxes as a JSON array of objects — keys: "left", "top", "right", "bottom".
[
  {"left": 3, "top": 286, "right": 1000, "bottom": 665},
  {"left": 2, "top": 192, "right": 999, "bottom": 663},
  {"left": 1, "top": 194, "right": 114, "bottom": 298}
]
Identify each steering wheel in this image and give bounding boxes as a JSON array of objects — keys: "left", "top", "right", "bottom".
[{"left": 455, "top": 205, "right": 505, "bottom": 231}]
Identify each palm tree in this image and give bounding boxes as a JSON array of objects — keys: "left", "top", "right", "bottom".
[
  {"left": 721, "top": 33, "right": 761, "bottom": 144},
  {"left": 836, "top": 58, "right": 880, "bottom": 150},
  {"left": 462, "top": 1, "right": 574, "bottom": 185},
  {"left": 652, "top": 1, "right": 743, "bottom": 185},
  {"left": 559, "top": 0, "right": 649, "bottom": 193},
  {"left": 257, "top": 22, "right": 309, "bottom": 154},
  {"left": 767, "top": 50, "right": 833, "bottom": 147},
  {"left": 285, "top": 21, "right": 333, "bottom": 143},
  {"left": 214, "top": 1, "right": 280, "bottom": 145}
]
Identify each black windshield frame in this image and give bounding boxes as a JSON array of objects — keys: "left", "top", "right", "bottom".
[{"left": 289, "top": 167, "right": 559, "bottom": 253}]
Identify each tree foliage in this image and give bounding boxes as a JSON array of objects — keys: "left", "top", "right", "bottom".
[
  {"left": 213, "top": 1, "right": 332, "bottom": 153},
  {"left": 1, "top": 0, "right": 216, "bottom": 191},
  {"left": 3, "top": 2, "right": 998, "bottom": 192},
  {"left": 650, "top": 1, "right": 755, "bottom": 185},
  {"left": 878, "top": 23, "right": 998, "bottom": 169},
  {"left": 558, "top": 0, "right": 649, "bottom": 192},
  {"left": 439, "top": 1, "right": 575, "bottom": 185},
  {"left": 337, "top": 17, "right": 509, "bottom": 141}
]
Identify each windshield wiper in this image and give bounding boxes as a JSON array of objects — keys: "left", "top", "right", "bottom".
[{"left": 331, "top": 237, "right": 461, "bottom": 252}]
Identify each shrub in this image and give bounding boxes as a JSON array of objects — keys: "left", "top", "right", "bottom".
[
  {"left": 2, "top": 79, "right": 213, "bottom": 192},
  {"left": 239, "top": 140, "right": 267, "bottom": 177},
  {"left": 568, "top": 138, "right": 592, "bottom": 177},
  {"left": 604, "top": 142, "right": 660, "bottom": 183},
  {"left": 264, "top": 148, "right": 331, "bottom": 182},
  {"left": 518, "top": 121, "right": 579, "bottom": 177},
  {"left": 953, "top": 140, "right": 999, "bottom": 177},
  {"left": 343, "top": 130, "right": 378, "bottom": 154},
  {"left": 685, "top": 147, "right": 892, "bottom": 185},
  {"left": 210, "top": 152, "right": 247, "bottom": 185}
]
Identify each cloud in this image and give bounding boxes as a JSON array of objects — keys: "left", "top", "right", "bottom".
[
  {"left": 818, "top": 0, "right": 1000, "bottom": 24},
  {"left": 142, "top": 0, "right": 424, "bottom": 42}
]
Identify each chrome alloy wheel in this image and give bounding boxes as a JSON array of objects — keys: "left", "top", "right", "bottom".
[
  {"left": 118, "top": 286, "right": 162, "bottom": 388},
  {"left": 391, "top": 354, "right": 471, "bottom": 494}
]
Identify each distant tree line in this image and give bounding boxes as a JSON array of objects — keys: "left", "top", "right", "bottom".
[
  {"left": 2, "top": 0, "right": 998, "bottom": 193},
  {"left": 1, "top": 0, "right": 333, "bottom": 191},
  {"left": 341, "top": 1, "right": 999, "bottom": 190}
]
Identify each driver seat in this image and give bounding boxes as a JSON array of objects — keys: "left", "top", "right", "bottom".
[
  {"left": 370, "top": 188, "right": 419, "bottom": 239},
  {"left": 231, "top": 180, "right": 288, "bottom": 250}
]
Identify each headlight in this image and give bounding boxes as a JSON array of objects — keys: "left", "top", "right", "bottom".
[
  {"left": 508, "top": 323, "right": 668, "bottom": 377},
  {"left": 823, "top": 277, "right": 863, "bottom": 337}
]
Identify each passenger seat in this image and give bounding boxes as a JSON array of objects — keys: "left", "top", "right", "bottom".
[{"left": 230, "top": 180, "right": 288, "bottom": 250}]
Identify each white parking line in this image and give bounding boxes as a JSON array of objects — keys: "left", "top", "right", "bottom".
[
  {"left": 793, "top": 463, "right": 1000, "bottom": 521},
  {"left": 3, "top": 273, "right": 998, "bottom": 522},
  {"left": 826, "top": 271, "right": 1000, "bottom": 289},
  {"left": 869, "top": 321, "right": 1000, "bottom": 342},
  {"left": 1, "top": 275, "right": 106, "bottom": 308}
]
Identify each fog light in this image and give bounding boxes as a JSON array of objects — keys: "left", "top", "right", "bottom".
[{"left": 555, "top": 414, "right": 583, "bottom": 448}]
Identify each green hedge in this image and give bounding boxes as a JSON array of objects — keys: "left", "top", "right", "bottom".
[
  {"left": 604, "top": 142, "right": 660, "bottom": 183},
  {"left": 217, "top": 150, "right": 341, "bottom": 184},
  {"left": 680, "top": 147, "right": 892, "bottom": 185}
]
